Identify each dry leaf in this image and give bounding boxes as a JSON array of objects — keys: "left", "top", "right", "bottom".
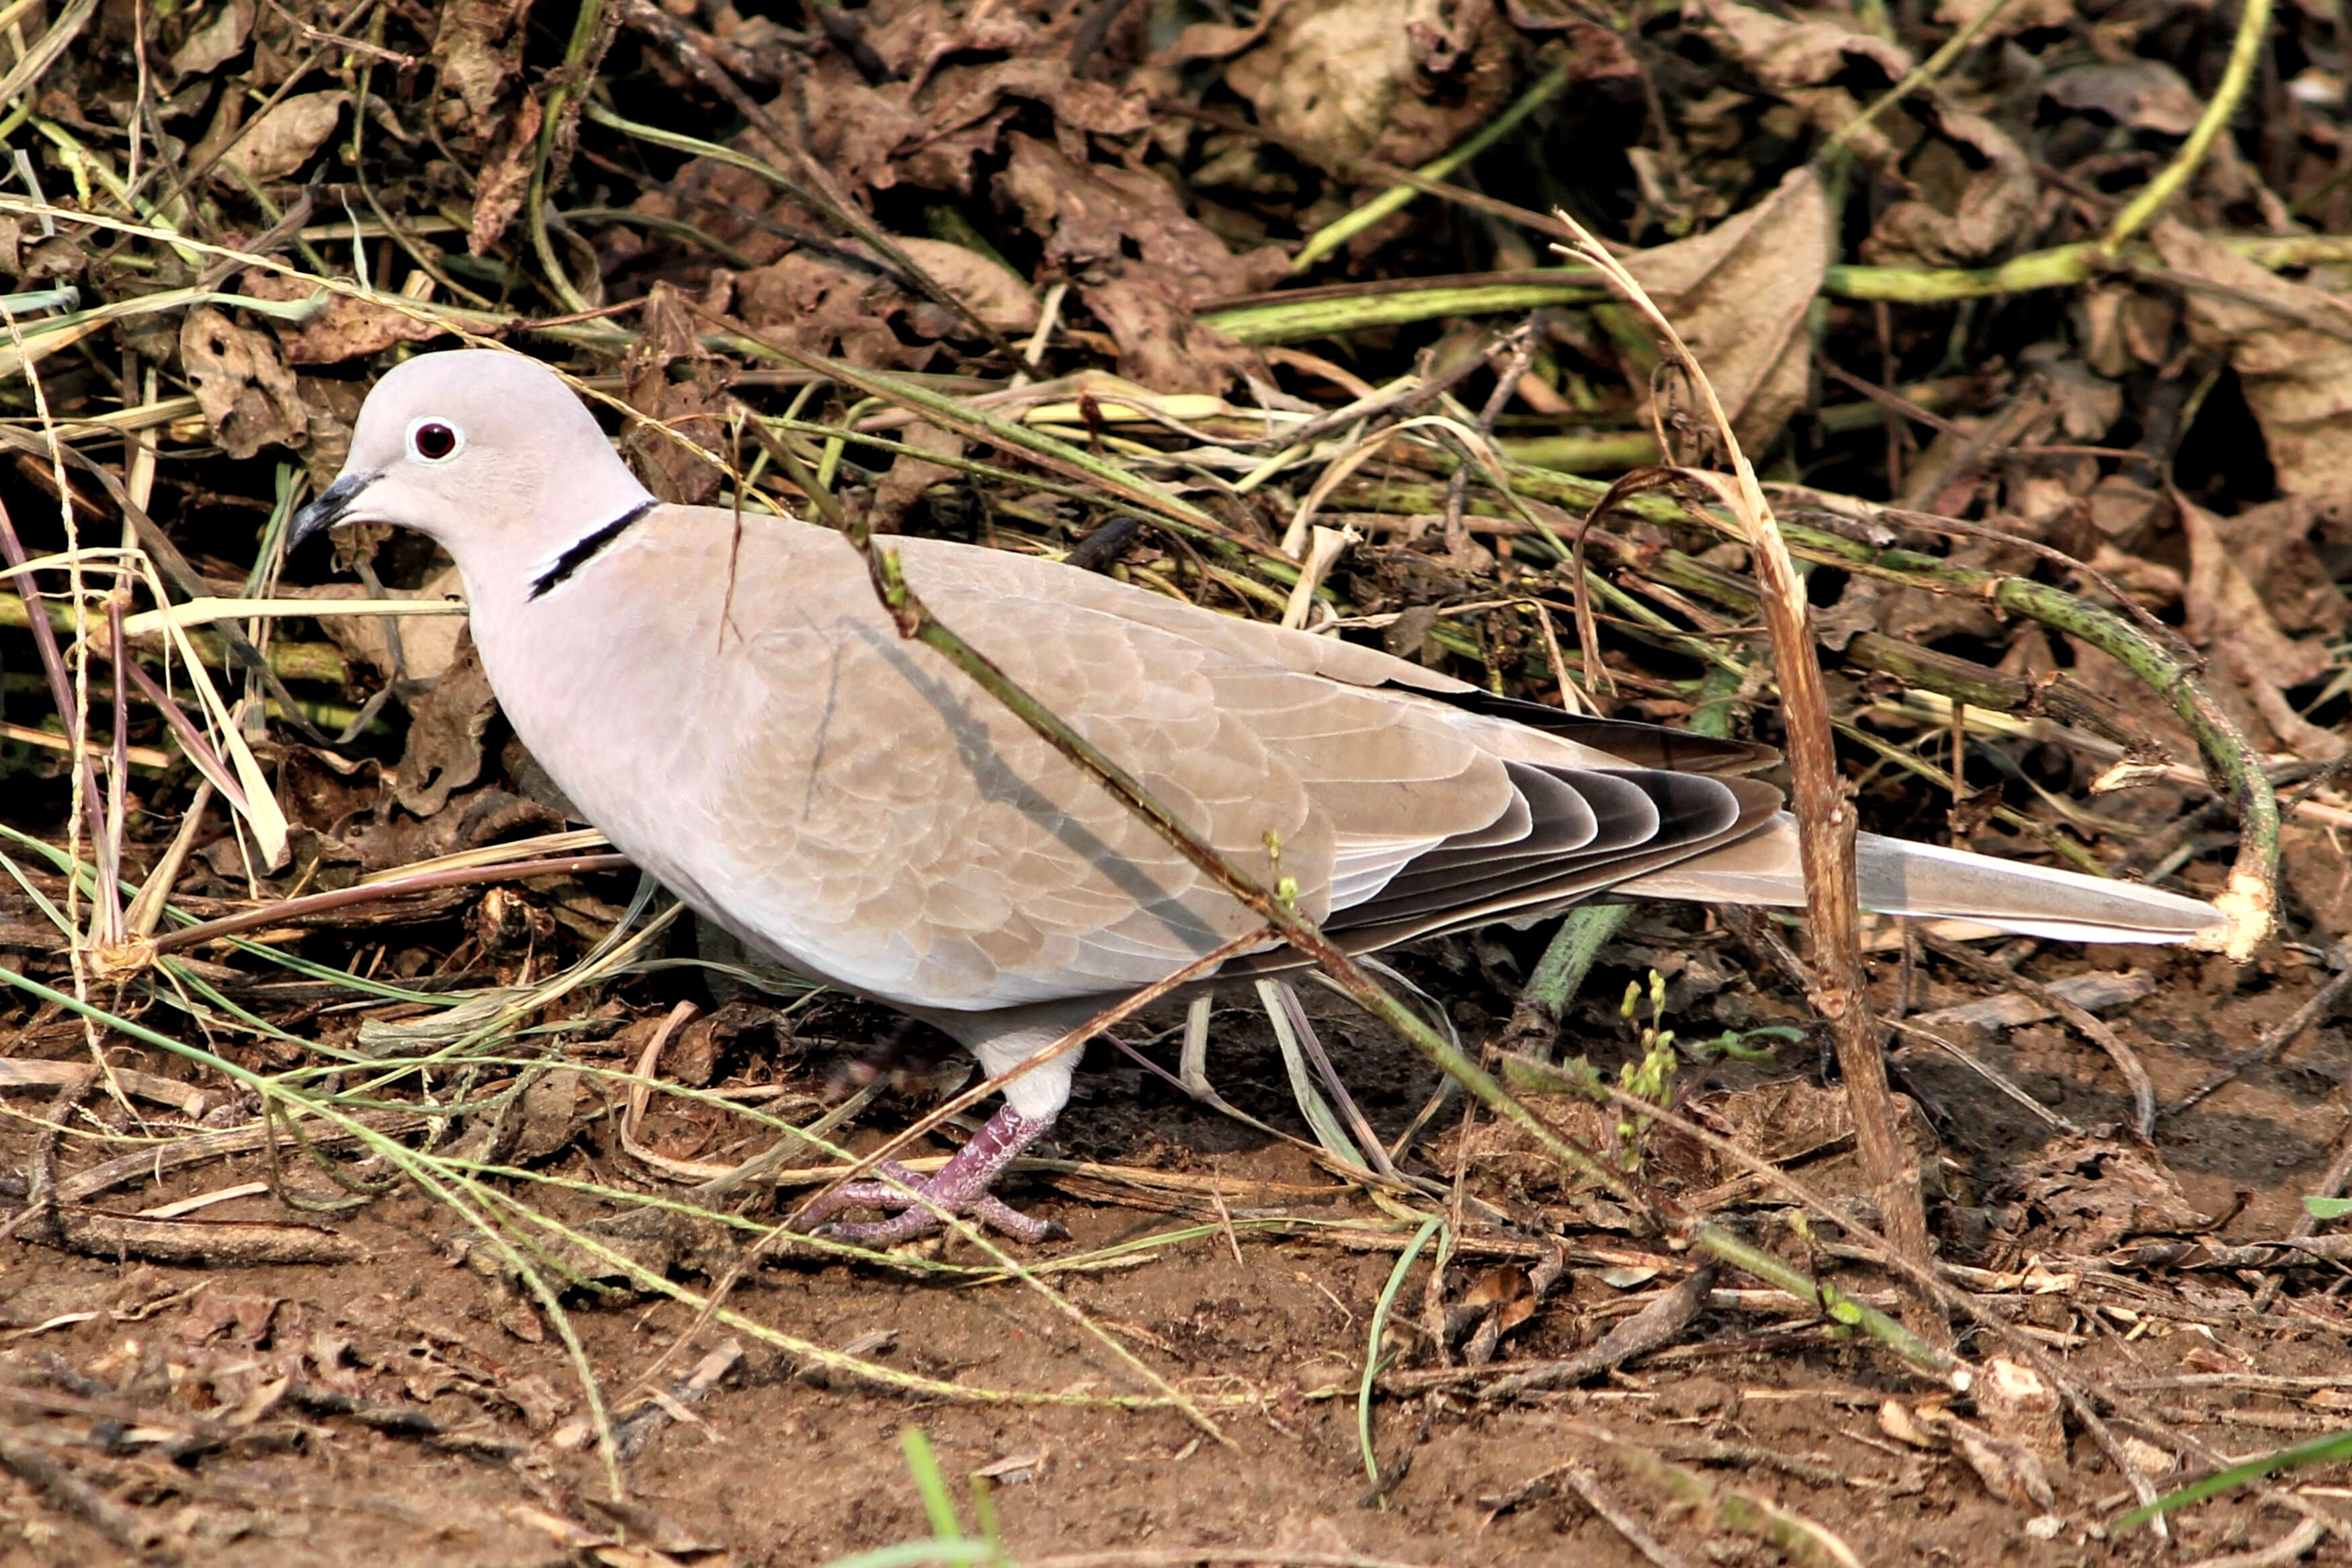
[
  {"left": 620, "top": 286, "right": 727, "bottom": 505},
  {"left": 222, "top": 89, "right": 347, "bottom": 182},
  {"left": 240, "top": 270, "right": 444, "bottom": 364},
  {"left": 1935, "top": 0, "right": 2071, "bottom": 35},
  {"left": 468, "top": 87, "right": 544, "bottom": 255},
  {"left": 2151, "top": 219, "right": 2352, "bottom": 496},
  {"left": 284, "top": 563, "right": 467, "bottom": 683},
  {"left": 431, "top": 0, "right": 533, "bottom": 129},
  {"left": 2011, "top": 1134, "right": 2216, "bottom": 1252},
  {"left": 1083, "top": 272, "right": 1267, "bottom": 392},
  {"left": 1222, "top": 0, "right": 1515, "bottom": 167},
  {"left": 1694, "top": 0, "right": 1910, "bottom": 157},
  {"left": 737, "top": 252, "right": 929, "bottom": 369},
  {"left": 873, "top": 419, "right": 967, "bottom": 529},
  {"left": 169, "top": 0, "right": 254, "bottom": 77},
  {"left": 1622, "top": 164, "right": 1832, "bottom": 451},
  {"left": 1863, "top": 103, "right": 2036, "bottom": 267},
  {"left": 180, "top": 305, "right": 308, "bottom": 459},
  {"left": 2044, "top": 59, "right": 2205, "bottom": 135},
  {"left": 392, "top": 634, "right": 499, "bottom": 817},
  {"left": 890, "top": 236, "right": 1039, "bottom": 334},
  {"left": 2181, "top": 496, "right": 2333, "bottom": 691},
  {"left": 1948, "top": 1422, "right": 2057, "bottom": 1509},
  {"left": 997, "top": 133, "right": 1288, "bottom": 303}
]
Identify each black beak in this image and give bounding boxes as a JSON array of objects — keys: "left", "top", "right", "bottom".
[{"left": 288, "top": 470, "right": 381, "bottom": 551}]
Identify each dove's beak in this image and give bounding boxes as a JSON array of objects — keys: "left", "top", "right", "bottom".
[{"left": 288, "top": 470, "right": 382, "bottom": 550}]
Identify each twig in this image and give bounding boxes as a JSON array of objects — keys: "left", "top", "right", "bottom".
[
  {"left": 1921, "top": 932, "right": 2157, "bottom": 1139},
  {"left": 1560, "top": 1462, "right": 1700, "bottom": 1568},
  {"left": 1546, "top": 212, "right": 1944, "bottom": 1345},
  {"left": 1379, "top": 1264, "right": 1717, "bottom": 1397},
  {"left": 0, "top": 1430, "right": 167, "bottom": 1555},
  {"left": 145, "top": 855, "right": 634, "bottom": 954},
  {"left": 2103, "top": 0, "right": 2275, "bottom": 249},
  {"left": 2169, "top": 961, "right": 2352, "bottom": 1117}
]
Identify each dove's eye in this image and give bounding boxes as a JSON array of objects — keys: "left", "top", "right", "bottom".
[{"left": 407, "top": 419, "right": 462, "bottom": 463}]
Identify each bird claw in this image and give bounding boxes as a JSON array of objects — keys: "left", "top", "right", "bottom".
[
  {"left": 801, "top": 1164, "right": 1064, "bottom": 1244},
  {"left": 794, "top": 1106, "right": 1062, "bottom": 1245}
]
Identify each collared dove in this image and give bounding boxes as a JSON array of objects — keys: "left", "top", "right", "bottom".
[{"left": 290, "top": 351, "right": 2227, "bottom": 1242}]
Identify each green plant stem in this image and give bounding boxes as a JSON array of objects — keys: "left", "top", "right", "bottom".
[
  {"left": 1200, "top": 277, "right": 1607, "bottom": 345},
  {"left": 1292, "top": 63, "right": 1572, "bottom": 273},
  {"left": 1360, "top": 1213, "right": 1443, "bottom": 1492},
  {"left": 2103, "top": 0, "right": 2275, "bottom": 250},
  {"left": 1196, "top": 233, "right": 2352, "bottom": 350}
]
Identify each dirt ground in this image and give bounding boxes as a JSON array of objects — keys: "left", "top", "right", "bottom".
[{"left": 9, "top": 927, "right": 2352, "bottom": 1568}]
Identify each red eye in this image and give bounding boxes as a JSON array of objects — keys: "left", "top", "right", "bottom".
[{"left": 412, "top": 421, "right": 458, "bottom": 460}]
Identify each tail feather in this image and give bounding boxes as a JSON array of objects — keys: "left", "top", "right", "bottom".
[{"left": 1613, "top": 814, "right": 2224, "bottom": 945}]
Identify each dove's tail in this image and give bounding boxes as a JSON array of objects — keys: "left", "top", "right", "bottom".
[{"left": 1613, "top": 814, "right": 2225, "bottom": 946}]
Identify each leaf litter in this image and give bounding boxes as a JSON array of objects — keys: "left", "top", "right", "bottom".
[{"left": 6, "top": 0, "right": 2352, "bottom": 1561}]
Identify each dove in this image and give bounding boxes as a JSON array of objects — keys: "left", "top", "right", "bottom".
[{"left": 289, "top": 350, "right": 2227, "bottom": 1243}]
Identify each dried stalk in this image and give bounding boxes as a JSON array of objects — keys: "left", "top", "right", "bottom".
[{"left": 1545, "top": 212, "right": 1944, "bottom": 1344}]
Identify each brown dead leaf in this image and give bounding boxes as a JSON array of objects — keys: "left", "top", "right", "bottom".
[
  {"left": 890, "top": 236, "right": 1038, "bottom": 334},
  {"left": 240, "top": 270, "right": 444, "bottom": 364},
  {"left": 1460, "top": 1264, "right": 1538, "bottom": 1333},
  {"left": 1622, "top": 165, "right": 1831, "bottom": 451},
  {"left": 2076, "top": 284, "right": 2180, "bottom": 378},
  {"left": 513, "top": 1068, "right": 582, "bottom": 1160},
  {"left": 621, "top": 286, "right": 727, "bottom": 505},
  {"left": 1935, "top": 0, "right": 2070, "bottom": 36},
  {"left": 1083, "top": 272, "right": 1267, "bottom": 393},
  {"left": 859, "top": 0, "right": 1046, "bottom": 90},
  {"left": 907, "top": 56, "right": 1151, "bottom": 157},
  {"left": 1222, "top": 0, "right": 1515, "bottom": 167},
  {"left": 178, "top": 1290, "right": 279, "bottom": 1348},
  {"left": 999, "top": 133, "right": 1288, "bottom": 303},
  {"left": 1861, "top": 103, "right": 2036, "bottom": 267},
  {"left": 736, "top": 252, "right": 929, "bottom": 369},
  {"left": 872, "top": 419, "right": 966, "bottom": 531},
  {"left": 180, "top": 305, "right": 308, "bottom": 458},
  {"left": 284, "top": 563, "right": 467, "bottom": 684},
  {"left": 2181, "top": 495, "right": 2333, "bottom": 691},
  {"left": 1694, "top": 0, "right": 1910, "bottom": 157},
  {"left": 2044, "top": 59, "right": 2205, "bottom": 136},
  {"left": 468, "top": 87, "right": 544, "bottom": 256},
  {"left": 1946, "top": 1421, "right": 2057, "bottom": 1509},
  {"left": 222, "top": 89, "right": 347, "bottom": 182},
  {"left": 2283, "top": 822, "right": 2352, "bottom": 936},
  {"left": 2152, "top": 219, "right": 2352, "bottom": 496},
  {"left": 431, "top": 0, "right": 532, "bottom": 128},
  {"left": 169, "top": 0, "right": 253, "bottom": 78},
  {"left": 394, "top": 634, "right": 499, "bottom": 818},
  {"left": 2010, "top": 1134, "right": 2216, "bottom": 1252},
  {"left": 1159, "top": 0, "right": 1292, "bottom": 67}
]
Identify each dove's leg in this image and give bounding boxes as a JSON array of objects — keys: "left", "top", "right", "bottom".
[
  {"left": 799, "top": 1005, "right": 1093, "bottom": 1244},
  {"left": 799, "top": 1105, "right": 1061, "bottom": 1242}
]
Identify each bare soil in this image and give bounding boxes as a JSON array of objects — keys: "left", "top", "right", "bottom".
[{"left": 8, "top": 936, "right": 2352, "bottom": 1568}]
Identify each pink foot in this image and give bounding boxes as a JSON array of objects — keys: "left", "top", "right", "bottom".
[{"left": 798, "top": 1106, "right": 1062, "bottom": 1244}]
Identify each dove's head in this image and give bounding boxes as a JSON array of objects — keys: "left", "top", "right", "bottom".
[{"left": 290, "top": 350, "right": 653, "bottom": 595}]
